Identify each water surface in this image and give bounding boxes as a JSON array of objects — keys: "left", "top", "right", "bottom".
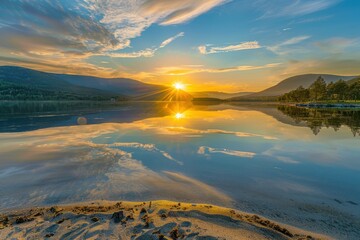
[{"left": 0, "top": 102, "right": 359, "bottom": 238}]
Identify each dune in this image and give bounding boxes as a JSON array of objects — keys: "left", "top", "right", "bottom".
[{"left": 0, "top": 200, "right": 329, "bottom": 240}]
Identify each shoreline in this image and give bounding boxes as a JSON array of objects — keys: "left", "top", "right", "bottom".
[
  {"left": 0, "top": 200, "right": 329, "bottom": 240},
  {"left": 296, "top": 103, "right": 360, "bottom": 108}
]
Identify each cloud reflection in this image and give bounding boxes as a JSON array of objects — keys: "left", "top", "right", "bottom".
[
  {"left": 198, "top": 146, "right": 256, "bottom": 158},
  {"left": 0, "top": 123, "right": 232, "bottom": 210}
]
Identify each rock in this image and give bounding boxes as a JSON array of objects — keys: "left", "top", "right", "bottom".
[
  {"left": 16, "top": 217, "right": 26, "bottom": 224},
  {"left": 45, "top": 233, "right": 54, "bottom": 238},
  {"left": 56, "top": 218, "right": 66, "bottom": 224},
  {"left": 169, "top": 227, "right": 180, "bottom": 239},
  {"left": 196, "top": 236, "right": 218, "bottom": 240},
  {"left": 140, "top": 208, "right": 147, "bottom": 214},
  {"left": 126, "top": 213, "right": 134, "bottom": 221},
  {"left": 180, "top": 221, "right": 192, "bottom": 228},
  {"left": 91, "top": 217, "right": 99, "bottom": 222},
  {"left": 49, "top": 206, "right": 62, "bottom": 213},
  {"left": 158, "top": 210, "right": 168, "bottom": 219},
  {"left": 158, "top": 222, "right": 177, "bottom": 234},
  {"left": 112, "top": 211, "right": 124, "bottom": 223}
]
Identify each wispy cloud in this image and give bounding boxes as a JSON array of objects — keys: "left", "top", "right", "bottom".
[
  {"left": 0, "top": 0, "right": 226, "bottom": 71},
  {"left": 109, "top": 32, "right": 184, "bottom": 58},
  {"left": 159, "top": 32, "right": 185, "bottom": 48},
  {"left": 165, "top": 127, "right": 278, "bottom": 140},
  {"left": 198, "top": 146, "right": 256, "bottom": 158},
  {"left": 314, "top": 37, "right": 359, "bottom": 53},
  {"left": 198, "top": 41, "right": 261, "bottom": 54},
  {"left": 139, "top": 0, "right": 229, "bottom": 26},
  {"left": 267, "top": 36, "right": 311, "bottom": 55},
  {"left": 254, "top": 0, "right": 341, "bottom": 18},
  {"left": 156, "top": 63, "right": 281, "bottom": 75}
]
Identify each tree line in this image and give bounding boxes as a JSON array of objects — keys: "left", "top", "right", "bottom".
[
  {"left": 278, "top": 76, "right": 360, "bottom": 102},
  {"left": 0, "top": 81, "right": 125, "bottom": 101}
]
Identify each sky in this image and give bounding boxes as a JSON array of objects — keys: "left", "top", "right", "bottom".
[{"left": 0, "top": 0, "right": 359, "bottom": 92}]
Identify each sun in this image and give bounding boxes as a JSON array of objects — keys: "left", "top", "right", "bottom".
[
  {"left": 175, "top": 112, "right": 184, "bottom": 119},
  {"left": 173, "top": 82, "right": 185, "bottom": 90}
]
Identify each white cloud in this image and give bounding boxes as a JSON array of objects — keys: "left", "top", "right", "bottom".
[
  {"left": 198, "top": 146, "right": 256, "bottom": 158},
  {"left": 282, "top": 36, "right": 311, "bottom": 45},
  {"left": 0, "top": 0, "right": 226, "bottom": 69},
  {"left": 198, "top": 41, "right": 261, "bottom": 54},
  {"left": 314, "top": 37, "right": 359, "bottom": 53},
  {"left": 254, "top": 0, "right": 341, "bottom": 18},
  {"left": 160, "top": 32, "right": 185, "bottom": 48},
  {"left": 139, "top": 0, "right": 229, "bottom": 25},
  {"left": 84, "top": 0, "right": 227, "bottom": 46},
  {"left": 156, "top": 63, "right": 281, "bottom": 75},
  {"left": 267, "top": 36, "right": 311, "bottom": 54},
  {"left": 109, "top": 32, "right": 184, "bottom": 58}
]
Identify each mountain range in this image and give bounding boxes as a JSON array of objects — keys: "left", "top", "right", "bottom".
[
  {"left": 0, "top": 66, "right": 359, "bottom": 101},
  {"left": 190, "top": 91, "right": 254, "bottom": 99},
  {"left": 241, "top": 74, "right": 357, "bottom": 99}
]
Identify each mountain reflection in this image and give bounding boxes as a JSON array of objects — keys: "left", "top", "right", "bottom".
[
  {"left": 1, "top": 102, "right": 360, "bottom": 137},
  {"left": 0, "top": 101, "right": 192, "bottom": 132}
]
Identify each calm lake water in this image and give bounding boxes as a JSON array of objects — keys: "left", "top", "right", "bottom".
[{"left": 0, "top": 102, "right": 359, "bottom": 238}]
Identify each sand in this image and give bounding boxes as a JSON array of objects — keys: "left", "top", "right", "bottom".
[{"left": 0, "top": 200, "right": 330, "bottom": 240}]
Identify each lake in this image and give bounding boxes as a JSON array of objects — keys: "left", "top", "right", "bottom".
[{"left": 0, "top": 101, "right": 359, "bottom": 238}]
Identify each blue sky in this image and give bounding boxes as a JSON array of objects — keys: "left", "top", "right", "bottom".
[{"left": 0, "top": 0, "right": 359, "bottom": 92}]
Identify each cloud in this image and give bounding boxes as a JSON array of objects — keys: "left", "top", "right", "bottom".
[
  {"left": 0, "top": 0, "right": 226, "bottom": 71},
  {"left": 110, "top": 142, "right": 182, "bottom": 165},
  {"left": 279, "top": 58, "right": 360, "bottom": 77},
  {"left": 165, "top": 127, "right": 278, "bottom": 140},
  {"left": 198, "top": 41, "right": 261, "bottom": 54},
  {"left": 0, "top": 122, "right": 233, "bottom": 209},
  {"left": 160, "top": 32, "right": 185, "bottom": 48},
  {"left": 198, "top": 146, "right": 256, "bottom": 158},
  {"left": 155, "top": 63, "right": 281, "bottom": 75},
  {"left": 109, "top": 32, "right": 184, "bottom": 58},
  {"left": 314, "top": 37, "right": 359, "bottom": 53},
  {"left": 139, "top": 0, "right": 229, "bottom": 25},
  {"left": 253, "top": 0, "right": 341, "bottom": 18},
  {"left": 267, "top": 36, "right": 311, "bottom": 55}
]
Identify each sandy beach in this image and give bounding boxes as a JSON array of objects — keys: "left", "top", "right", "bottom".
[{"left": 0, "top": 200, "right": 329, "bottom": 240}]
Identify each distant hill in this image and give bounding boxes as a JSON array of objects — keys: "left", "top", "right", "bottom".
[
  {"left": 0, "top": 66, "right": 124, "bottom": 100},
  {"left": 0, "top": 66, "right": 192, "bottom": 101},
  {"left": 347, "top": 77, "right": 360, "bottom": 85},
  {"left": 239, "top": 74, "right": 357, "bottom": 99},
  {"left": 135, "top": 88, "right": 193, "bottom": 101},
  {"left": 58, "top": 74, "right": 165, "bottom": 97},
  {"left": 191, "top": 91, "right": 253, "bottom": 99}
]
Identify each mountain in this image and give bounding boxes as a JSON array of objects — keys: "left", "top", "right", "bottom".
[
  {"left": 57, "top": 74, "right": 165, "bottom": 97},
  {"left": 0, "top": 66, "right": 192, "bottom": 101},
  {"left": 0, "top": 66, "right": 123, "bottom": 100},
  {"left": 347, "top": 77, "right": 360, "bottom": 85},
  {"left": 245, "top": 74, "right": 357, "bottom": 98},
  {"left": 191, "top": 91, "right": 253, "bottom": 99},
  {"left": 134, "top": 88, "right": 193, "bottom": 101}
]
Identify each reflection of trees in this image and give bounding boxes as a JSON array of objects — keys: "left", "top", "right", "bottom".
[{"left": 278, "top": 105, "right": 360, "bottom": 136}]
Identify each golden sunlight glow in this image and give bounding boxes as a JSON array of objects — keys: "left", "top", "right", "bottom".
[
  {"left": 175, "top": 112, "right": 184, "bottom": 119},
  {"left": 173, "top": 82, "right": 185, "bottom": 90}
]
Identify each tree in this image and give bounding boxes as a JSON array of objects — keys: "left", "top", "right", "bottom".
[
  {"left": 309, "top": 76, "right": 327, "bottom": 101},
  {"left": 348, "top": 81, "right": 360, "bottom": 101},
  {"left": 327, "top": 80, "right": 348, "bottom": 101}
]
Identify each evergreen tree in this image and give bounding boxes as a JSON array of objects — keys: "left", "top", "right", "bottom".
[
  {"left": 309, "top": 76, "right": 327, "bottom": 101},
  {"left": 327, "top": 80, "right": 348, "bottom": 100}
]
